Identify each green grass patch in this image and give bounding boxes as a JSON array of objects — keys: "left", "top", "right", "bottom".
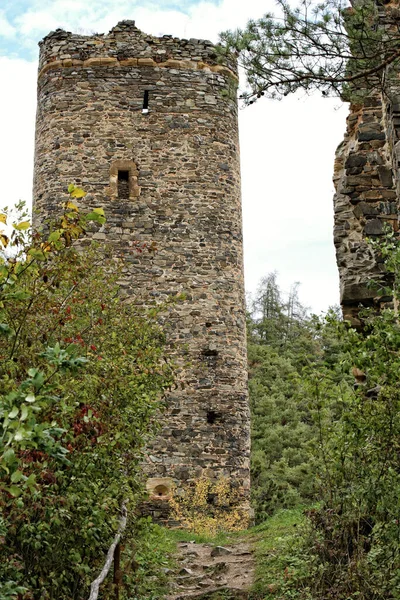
[
  {"left": 245, "top": 506, "right": 312, "bottom": 600},
  {"left": 125, "top": 518, "right": 177, "bottom": 600}
]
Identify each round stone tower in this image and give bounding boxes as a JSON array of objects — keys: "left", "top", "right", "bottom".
[{"left": 33, "top": 21, "right": 250, "bottom": 517}]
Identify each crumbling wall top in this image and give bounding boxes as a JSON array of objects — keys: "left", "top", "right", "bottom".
[{"left": 38, "top": 21, "right": 237, "bottom": 75}]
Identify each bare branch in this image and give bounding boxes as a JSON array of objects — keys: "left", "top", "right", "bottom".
[{"left": 88, "top": 501, "right": 128, "bottom": 600}]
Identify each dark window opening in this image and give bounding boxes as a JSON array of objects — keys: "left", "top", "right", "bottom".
[
  {"left": 207, "top": 410, "right": 221, "bottom": 425},
  {"left": 202, "top": 348, "right": 219, "bottom": 357},
  {"left": 142, "top": 90, "right": 149, "bottom": 114},
  {"left": 118, "top": 170, "right": 130, "bottom": 199}
]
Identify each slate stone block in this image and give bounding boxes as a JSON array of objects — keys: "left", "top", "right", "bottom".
[{"left": 364, "top": 219, "right": 384, "bottom": 235}]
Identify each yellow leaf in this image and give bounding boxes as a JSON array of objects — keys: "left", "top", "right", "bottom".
[
  {"left": 93, "top": 207, "right": 105, "bottom": 216},
  {"left": 0, "top": 214, "right": 6, "bottom": 224},
  {"left": 70, "top": 187, "right": 86, "bottom": 199},
  {"left": 0, "top": 233, "right": 9, "bottom": 248},
  {"left": 14, "top": 221, "right": 30, "bottom": 231},
  {"left": 66, "top": 201, "right": 78, "bottom": 212}
]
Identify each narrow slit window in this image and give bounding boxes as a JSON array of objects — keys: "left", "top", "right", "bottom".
[
  {"left": 207, "top": 410, "right": 221, "bottom": 425},
  {"left": 118, "top": 170, "right": 130, "bottom": 199},
  {"left": 142, "top": 90, "right": 149, "bottom": 114}
]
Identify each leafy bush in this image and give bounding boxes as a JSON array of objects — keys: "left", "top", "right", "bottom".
[
  {"left": 0, "top": 193, "right": 174, "bottom": 598},
  {"left": 302, "top": 306, "right": 400, "bottom": 599}
]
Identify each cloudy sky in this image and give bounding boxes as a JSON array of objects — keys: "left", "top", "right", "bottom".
[{"left": 0, "top": 0, "right": 348, "bottom": 314}]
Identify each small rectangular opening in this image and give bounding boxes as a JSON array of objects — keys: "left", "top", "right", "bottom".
[
  {"left": 118, "top": 170, "right": 130, "bottom": 199},
  {"left": 142, "top": 90, "right": 149, "bottom": 114}
]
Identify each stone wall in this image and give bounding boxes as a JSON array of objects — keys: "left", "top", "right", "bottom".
[
  {"left": 333, "top": 3, "right": 400, "bottom": 325},
  {"left": 33, "top": 21, "right": 250, "bottom": 518}
]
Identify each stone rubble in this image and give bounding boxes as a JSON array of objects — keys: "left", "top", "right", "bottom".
[{"left": 166, "top": 540, "right": 254, "bottom": 599}]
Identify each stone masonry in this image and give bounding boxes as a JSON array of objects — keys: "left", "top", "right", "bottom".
[
  {"left": 333, "top": 2, "right": 400, "bottom": 325},
  {"left": 33, "top": 21, "right": 250, "bottom": 518}
]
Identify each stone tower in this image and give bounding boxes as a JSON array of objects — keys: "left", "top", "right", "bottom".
[
  {"left": 33, "top": 21, "right": 250, "bottom": 516},
  {"left": 333, "top": 2, "right": 400, "bottom": 325}
]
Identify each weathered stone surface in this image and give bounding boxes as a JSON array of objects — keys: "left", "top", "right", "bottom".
[
  {"left": 333, "top": 63, "right": 399, "bottom": 317},
  {"left": 378, "top": 166, "right": 393, "bottom": 187},
  {"left": 364, "top": 218, "right": 384, "bottom": 235},
  {"left": 353, "top": 202, "right": 379, "bottom": 218},
  {"left": 33, "top": 22, "right": 250, "bottom": 520}
]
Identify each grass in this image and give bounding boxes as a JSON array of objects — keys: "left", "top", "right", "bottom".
[
  {"left": 245, "top": 506, "right": 311, "bottom": 599},
  {"left": 125, "top": 518, "right": 177, "bottom": 600}
]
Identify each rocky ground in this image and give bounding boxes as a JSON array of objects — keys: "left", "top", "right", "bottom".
[{"left": 166, "top": 539, "right": 255, "bottom": 599}]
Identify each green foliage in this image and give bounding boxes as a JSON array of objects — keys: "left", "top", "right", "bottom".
[
  {"left": 247, "top": 274, "right": 318, "bottom": 521},
  {"left": 301, "top": 308, "right": 400, "bottom": 599},
  {"left": 220, "top": 0, "right": 400, "bottom": 103},
  {"left": 251, "top": 235, "right": 400, "bottom": 599},
  {"left": 0, "top": 193, "right": 174, "bottom": 598}
]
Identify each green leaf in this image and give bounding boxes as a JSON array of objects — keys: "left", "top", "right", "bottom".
[
  {"left": 8, "top": 485, "right": 22, "bottom": 497},
  {"left": 13, "top": 221, "right": 30, "bottom": 231},
  {"left": 2, "top": 448, "right": 15, "bottom": 464},
  {"left": 0, "top": 323, "right": 13, "bottom": 336},
  {"left": 25, "top": 473, "right": 36, "bottom": 488},
  {"left": 12, "top": 290, "right": 31, "bottom": 300},
  {"left": 25, "top": 393, "right": 36, "bottom": 403},
  {"left": 67, "top": 184, "right": 75, "bottom": 193},
  {"left": 11, "top": 470, "right": 23, "bottom": 483},
  {"left": 20, "top": 405, "right": 29, "bottom": 421},
  {"left": 48, "top": 230, "right": 61, "bottom": 243},
  {"left": 85, "top": 212, "right": 106, "bottom": 225},
  {"left": 14, "top": 429, "right": 25, "bottom": 442},
  {"left": 8, "top": 406, "right": 18, "bottom": 419},
  {"left": 28, "top": 248, "right": 46, "bottom": 261}
]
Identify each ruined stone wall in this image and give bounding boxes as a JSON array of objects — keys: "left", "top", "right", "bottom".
[
  {"left": 33, "top": 21, "right": 250, "bottom": 516},
  {"left": 333, "top": 4, "right": 400, "bottom": 325}
]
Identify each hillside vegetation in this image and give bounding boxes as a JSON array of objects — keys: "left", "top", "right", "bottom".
[{"left": 245, "top": 244, "right": 400, "bottom": 599}]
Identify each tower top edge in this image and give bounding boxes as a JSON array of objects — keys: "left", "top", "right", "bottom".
[
  {"left": 37, "top": 21, "right": 237, "bottom": 77},
  {"left": 39, "top": 20, "right": 215, "bottom": 50}
]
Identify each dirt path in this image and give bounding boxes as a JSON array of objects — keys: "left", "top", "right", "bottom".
[{"left": 166, "top": 539, "right": 255, "bottom": 599}]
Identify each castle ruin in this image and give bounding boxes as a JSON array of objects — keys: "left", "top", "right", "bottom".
[
  {"left": 33, "top": 21, "right": 250, "bottom": 517},
  {"left": 333, "top": 2, "right": 400, "bottom": 325}
]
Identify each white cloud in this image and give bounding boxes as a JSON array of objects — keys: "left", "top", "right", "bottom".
[
  {"left": 14, "top": 0, "right": 276, "bottom": 42},
  {"left": 16, "top": 10, "right": 61, "bottom": 36},
  {"left": 0, "top": 11, "right": 17, "bottom": 38}
]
